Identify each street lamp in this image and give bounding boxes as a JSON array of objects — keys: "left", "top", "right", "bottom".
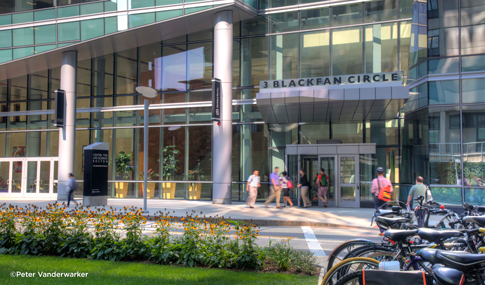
[{"left": 135, "top": 86, "right": 158, "bottom": 214}]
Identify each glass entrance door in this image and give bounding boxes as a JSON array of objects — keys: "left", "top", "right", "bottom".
[
  {"left": 319, "top": 156, "right": 336, "bottom": 207},
  {"left": 339, "top": 155, "right": 360, "bottom": 207}
]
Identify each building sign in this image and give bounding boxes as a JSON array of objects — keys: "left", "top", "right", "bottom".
[
  {"left": 212, "top": 78, "right": 221, "bottom": 122},
  {"left": 260, "top": 71, "right": 403, "bottom": 89},
  {"left": 54, "top": 89, "right": 65, "bottom": 128},
  {"left": 83, "top": 145, "right": 109, "bottom": 197}
]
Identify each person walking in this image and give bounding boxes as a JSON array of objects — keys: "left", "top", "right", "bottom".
[
  {"left": 246, "top": 170, "right": 260, "bottom": 208},
  {"left": 297, "top": 169, "right": 312, "bottom": 208},
  {"left": 66, "top": 173, "right": 78, "bottom": 207},
  {"left": 265, "top": 167, "right": 281, "bottom": 209},
  {"left": 371, "top": 167, "right": 393, "bottom": 236},
  {"left": 406, "top": 176, "right": 426, "bottom": 227},
  {"left": 279, "top": 171, "right": 294, "bottom": 208},
  {"left": 317, "top": 168, "right": 329, "bottom": 207}
]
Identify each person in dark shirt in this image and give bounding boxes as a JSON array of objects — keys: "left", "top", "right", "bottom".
[{"left": 297, "top": 169, "right": 312, "bottom": 208}]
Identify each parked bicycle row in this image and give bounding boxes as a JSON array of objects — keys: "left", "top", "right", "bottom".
[{"left": 320, "top": 198, "right": 485, "bottom": 285}]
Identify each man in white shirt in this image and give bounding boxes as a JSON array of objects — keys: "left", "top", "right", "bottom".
[{"left": 246, "top": 170, "right": 261, "bottom": 208}]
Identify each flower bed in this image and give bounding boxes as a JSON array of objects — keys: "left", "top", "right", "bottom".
[{"left": 0, "top": 203, "right": 316, "bottom": 275}]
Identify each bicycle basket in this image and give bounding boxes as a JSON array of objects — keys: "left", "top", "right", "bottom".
[{"left": 360, "top": 270, "right": 432, "bottom": 285}]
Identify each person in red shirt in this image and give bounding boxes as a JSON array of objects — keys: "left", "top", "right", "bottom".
[{"left": 317, "top": 168, "right": 329, "bottom": 207}]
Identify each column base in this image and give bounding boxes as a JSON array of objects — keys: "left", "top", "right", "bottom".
[
  {"left": 212, "top": 198, "right": 232, "bottom": 204},
  {"left": 83, "top": 196, "right": 107, "bottom": 207}
]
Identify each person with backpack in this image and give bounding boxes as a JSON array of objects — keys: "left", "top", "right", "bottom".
[
  {"left": 66, "top": 173, "right": 78, "bottom": 207},
  {"left": 371, "top": 167, "right": 393, "bottom": 235},
  {"left": 279, "top": 171, "right": 294, "bottom": 208},
  {"left": 317, "top": 168, "right": 329, "bottom": 208}
]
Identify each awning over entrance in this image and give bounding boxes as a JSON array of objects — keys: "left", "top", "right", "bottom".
[{"left": 256, "top": 73, "right": 409, "bottom": 124}]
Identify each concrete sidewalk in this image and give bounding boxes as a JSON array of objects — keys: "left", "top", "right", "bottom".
[{"left": 0, "top": 198, "right": 376, "bottom": 228}]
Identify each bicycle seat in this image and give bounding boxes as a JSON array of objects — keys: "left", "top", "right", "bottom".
[
  {"left": 384, "top": 229, "right": 417, "bottom": 242},
  {"left": 376, "top": 216, "right": 410, "bottom": 228},
  {"left": 463, "top": 216, "right": 485, "bottom": 227},
  {"left": 436, "top": 250, "right": 485, "bottom": 271},
  {"left": 418, "top": 248, "right": 438, "bottom": 264},
  {"left": 417, "top": 229, "right": 462, "bottom": 243},
  {"left": 433, "top": 265, "right": 463, "bottom": 285}
]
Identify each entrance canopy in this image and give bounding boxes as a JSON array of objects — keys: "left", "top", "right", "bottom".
[{"left": 256, "top": 72, "right": 408, "bottom": 124}]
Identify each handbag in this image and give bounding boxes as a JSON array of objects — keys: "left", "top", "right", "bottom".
[
  {"left": 377, "top": 177, "right": 391, "bottom": 202},
  {"left": 287, "top": 178, "right": 293, "bottom": 189}
]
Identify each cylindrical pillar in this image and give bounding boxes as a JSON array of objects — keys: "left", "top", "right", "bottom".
[
  {"left": 212, "top": 11, "right": 233, "bottom": 204},
  {"left": 143, "top": 99, "right": 149, "bottom": 212},
  {"left": 57, "top": 51, "right": 77, "bottom": 201}
]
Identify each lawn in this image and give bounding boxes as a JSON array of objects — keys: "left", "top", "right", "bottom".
[{"left": 0, "top": 255, "right": 318, "bottom": 285}]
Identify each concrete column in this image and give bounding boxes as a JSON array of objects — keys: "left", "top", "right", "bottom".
[
  {"left": 212, "top": 11, "right": 233, "bottom": 204},
  {"left": 57, "top": 51, "right": 77, "bottom": 201}
]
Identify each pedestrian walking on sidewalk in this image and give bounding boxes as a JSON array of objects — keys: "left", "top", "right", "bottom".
[
  {"left": 246, "top": 170, "right": 260, "bottom": 208},
  {"left": 279, "top": 171, "right": 294, "bottom": 208},
  {"left": 317, "top": 168, "right": 329, "bottom": 207},
  {"left": 297, "top": 169, "right": 312, "bottom": 208},
  {"left": 265, "top": 167, "right": 282, "bottom": 209},
  {"left": 371, "top": 167, "right": 393, "bottom": 235},
  {"left": 66, "top": 173, "right": 78, "bottom": 207}
]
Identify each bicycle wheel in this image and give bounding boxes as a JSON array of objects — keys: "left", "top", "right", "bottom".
[
  {"left": 335, "top": 271, "right": 362, "bottom": 285},
  {"left": 343, "top": 244, "right": 395, "bottom": 261},
  {"left": 321, "top": 257, "right": 379, "bottom": 285},
  {"left": 327, "top": 240, "right": 375, "bottom": 272}
]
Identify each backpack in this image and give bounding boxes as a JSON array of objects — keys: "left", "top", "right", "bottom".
[
  {"left": 320, "top": 174, "right": 328, "bottom": 187},
  {"left": 377, "top": 177, "right": 391, "bottom": 202},
  {"left": 72, "top": 179, "right": 79, "bottom": 191}
]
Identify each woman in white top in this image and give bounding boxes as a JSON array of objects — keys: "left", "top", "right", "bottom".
[
  {"left": 279, "top": 171, "right": 293, "bottom": 207},
  {"left": 246, "top": 170, "right": 260, "bottom": 208}
]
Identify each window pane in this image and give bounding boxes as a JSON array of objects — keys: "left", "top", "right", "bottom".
[
  {"left": 241, "top": 37, "right": 268, "bottom": 86},
  {"left": 269, "top": 11, "right": 298, "bottom": 33},
  {"left": 188, "top": 126, "right": 211, "bottom": 181},
  {"left": 428, "top": 80, "right": 459, "bottom": 105},
  {"left": 462, "top": 23, "right": 485, "bottom": 55},
  {"left": 332, "top": 27, "right": 362, "bottom": 75},
  {"left": 163, "top": 127, "right": 185, "bottom": 180},
  {"left": 364, "top": 0, "right": 397, "bottom": 22},
  {"left": 300, "top": 122, "right": 330, "bottom": 144},
  {"left": 35, "top": 24, "right": 55, "bottom": 44},
  {"left": 367, "top": 120, "right": 398, "bottom": 145},
  {"left": 13, "top": 47, "right": 34, "bottom": 59},
  {"left": 156, "top": 9, "right": 182, "bottom": 21},
  {"left": 462, "top": 105, "right": 485, "bottom": 188},
  {"left": 12, "top": 12, "right": 33, "bottom": 24},
  {"left": 463, "top": 78, "right": 485, "bottom": 104},
  {"left": 429, "top": 106, "right": 460, "bottom": 185},
  {"left": 364, "top": 22, "right": 398, "bottom": 73},
  {"left": 105, "top": 17, "right": 117, "bottom": 34},
  {"left": 300, "top": 30, "right": 330, "bottom": 77},
  {"left": 130, "top": 0, "right": 154, "bottom": 9},
  {"left": 270, "top": 33, "right": 298, "bottom": 80},
  {"left": 57, "top": 6, "right": 79, "bottom": 18},
  {"left": 34, "top": 9, "right": 55, "bottom": 21},
  {"left": 13, "top": 27, "right": 33, "bottom": 46},
  {"left": 156, "top": 0, "right": 182, "bottom": 5},
  {"left": 81, "top": 19, "right": 104, "bottom": 41},
  {"left": 0, "top": 50, "right": 11, "bottom": 63},
  {"left": 0, "top": 30, "right": 12, "bottom": 48},
  {"left": 400, "top": 21, "right": 411, "bottom": 76},
  {"left": 162, "top": 45, "right": 186, "bottom": 92},
  {"left": 262, "top": 0, "right": 297, "bottom": 9},
  {"left": 185, "top": 6, "right": 211, "bottom": 15},
  {"left": 332, "top": 3, "right": 362, "bottom": 26},
  {"left": 129, "top": 12, "right": 155, "bottom": 28},
  {"left": 300, "top": 8, "right": 329, "bottom": 30},
  {"left": 463, "top": 55, "right": 485, "bottom": 72},
  {"left": 428, "top": 27, "right": 459, "bottom": 57},
  {"left": 0, "top": 15, "right": 11, "bottom": 26},
  {"left": 461, "top": 0, "right": 485, "bottom": 26},
  {"left": 241, "top": 16, "right": 267, "bottom": 36},
  {"left": 400, "top": 0, "right": 414, "bottom": 18},
  {"left": 58, "top": 22, "right": 80, "bottom": 42},
  {"left": 428, "top": 58, "right": 459, "bottom": 74},
  {"left": 332, "top": 122, "right": 364, "bottom": 143},
  {"left": 187, "top": 42, "right": 212, "bottom": 90},
  {"left": 116, "top": 48, "right": 137, "bottom": 95}
]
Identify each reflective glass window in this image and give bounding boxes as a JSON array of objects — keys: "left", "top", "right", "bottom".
[
  {"left": 400, "top": 21, "right": 411, "bottom": 76},
  {"left": 332, "top": 27, "right": 362, "bottom": 75},
  {"left": 34, "top": 9, "right": 55, "bottom": 21},
  {"left": 332, "top": 122, "right": 364, "bottom": 143},
  {"left": 260, "top": 0, "right": 297, "bottom": 9},
  {"left": 156, "top": 9, "right": 182, "bottom": 22},
  {"left": 81, "top": 19, "right": 104, "bottom": 41},
  {"left": 105, "top": 1, "right": 117, "bottom": 12},
  {"left": 428, "top": 80, "right": 459, "bottom": 105},
  {"left": 13, "top": 27, "right": 34, "bottom": 47},
  {"left": 161, "top": 45, "right": 186, "bottom": 92},
  {"left": 462, "top": 105, "right": 485, "bottom": 188},
  {"left": 57, "top": 6, "right": 79, "bottom": 18},
  {"left": 269, "top": 11, "right": 298, "bottom": 33},
  {"left": 300, "top": 30, "right": 330, "bottom": 78},
  {"left": 187, "top": 42, "right": 213, "bottom": 90},
  {"left": 12, "top": 12, "right": 33, "bottom": 24},
  {"left": 300, "top": 123, "right": 330, "bottom": 144},
  {"left": 270, "top": 33, "right": 298, "bottom": 80},
  {"left": 241, "top": 16, "right": 267, "bottom": 36},
  {"left": 241, "top": 37, "right": 268, "bottom": 86},
  {"left": 105, "top": 17, "right": 117, "bottom": 34},
  {"left": 0, "top": 15, "right": 11, "bottom": 26},
  {"left": 35, "top": 24, "right": 55, "bottom": 44},
  {"left": 364, "top": 22, "right": 398, "bottom": 73},
  {"left": 463, "top": 78, "right": 485, "bottom": 104},
  {"left": 428, "top": 58, "right": 459, "bottom": 74},
  {"left": 129, "top": 12, "right": 155, "bottom": 28},
  {"left": 94, "top": 54, "right": 115, "bottom": 98},
  {"left": 77, "top": 60, "right": 92, "bottom": 98},
  {"left": 364, "top": 0, "right": 397, "bottom": 22},
  {"left": 116, "top": 48, "right": 137, "bottom": 96},
  {"left": 400, "top": 0, "right": 414, "bottom": 18},
  {"left": 0, "top": 30, "right": 12, "bottom": 48},
  {"left": 58, "top": 22, "right": 80, "bottom": 42},
  {"left": 428, "top": 27, "right": 459, "bottom": 57},
  {"left": 462, "top": 24, "right": 485, "bottom": 55},
  {"left": 300, "top": 8, "right": 329, "bottom": 30},
  {"left": 461, "top": 0, "right": 485, "bottom": 26},
  {"left": 331, "top": 3, "right": 362, "bottom": 26},
  {"left": 139, "top": 43, "right": 161, "bottom": 90},
  {"left": 462, "top": 55, "right": 485, "bottom": 72},
  {"left": 185, "top": 6, "right": 211, "bottom": 15},
  {"left": 130, "top": 0, "right": 154, "bottom": 9},
  {"left": 156, "top": 0, "right": 182, "bottom": 5},
  {"left": 35, "top": 44, "right": 55, "bottom": 53},
  {"left": 0, "top": 50, "right": 11, "bottom": 63},
  {"left": 80, "top": 2, "right": 104, "bottom": 15}
]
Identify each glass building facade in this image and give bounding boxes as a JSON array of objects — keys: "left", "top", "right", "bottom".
[{"left": 0, "top": 0, "right": 482, "bottom": 207}]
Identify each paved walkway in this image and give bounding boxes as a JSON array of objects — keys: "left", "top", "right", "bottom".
[{"left": 0, "top": 198, "right": 377, "bottom": 228}]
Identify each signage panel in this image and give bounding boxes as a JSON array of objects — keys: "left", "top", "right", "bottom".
[
  {"left": 212, "top": 78, "right": 221, "bottom": 122},
  {"left": 260, "top": 71, "right": 403, "bottom": 89},
  {"left": 83, "top": 144, "right": 109, "bottom": 200},
  {"left": 54, "top": 89, "right": 65, "bottom": 128}
]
